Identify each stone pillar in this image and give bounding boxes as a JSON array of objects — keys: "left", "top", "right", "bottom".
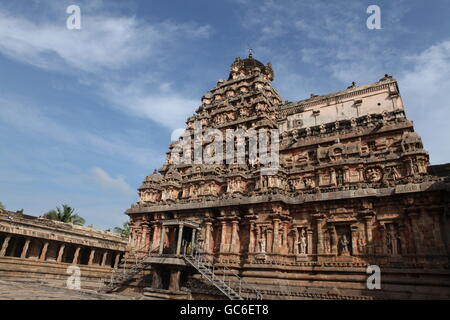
[
  {"left": 88, "top": 249, "right": 96, "bottom": 265},
  {"left": 151, "top": 224, "right": 160, "bottom": 252},
  {"left": 272, "top": 219, "right": 280, "bottom": 253},
  {"left": 398, "top": 224, "right": 406, "bottom": 255},
  {"left": 248, "top": 222, "right": 255, "bottom": 253},
  {"left": 220, "top": 221, "right": 227, "bottom": 252},
  {"left": 230, "top": 220, "right": 239, "bottom": 253},
  {"left": 329, "top": 226, "right": 338, "bottom": 255},
  {"left": 191, "top": 228, "right": 197, "bottom": 246},
  {"left": 380, "top": 225, "right": 388, "bottom": 255},
  {"left": 57, "top": 244, "right": 65, "bottom": 262},
  {"left": 293, "top": 228, "right": 299, "bottom": 255},
  {"left": 330, "top": 168, "right": 336, "bottom": 186},
  {"left": 142, "top": 223, "right": 150, "bottom": 252},
  {"left": 318, "top": 171, "right": 324, "bottom": 186},
  {"left": 363, "top": 216, "right": 374, "bottom": 254},
  {"left": 101, "top": 251, "right": 108, "bottom": 267},
  {"left": 316, "top": 218, "right": 324, "bottom": 254},
  {"left": 283, "top": 222, "right": 288, "bottom": 248},
  {"left": 343, "top": 166, "right": 350, "bottom": 183},
  {"left": 205, "top": 222, "right": 212, "bottom": 253},
  {"left": 307, "top": 228, "right": 313, "bottom": 255},
  {"left": 358, "top": 165, "right": 365, "bottom": 182},
  {"left": 159, "top": 226, "right": 166, "bottom": 255},
  {"left": 176, "top": 224, "right": 184, "bottom": 255},
  {"left": 431, "top": 210, "right": 445, "bottom": 254},
  {"left": 39, "top": 241, "right": 49, "bottom": 261},
  {"left": 0, "top": 236, "right": 11, "bottom": 257},
  {"left": 72, "top": 247, "right": 81, "bottom": 264},
  {"left": 267, "top": 228, "right": 273, "bottom": 253},
  {"left": 255, "top": 227, "right": 262, "bottom": 253},
  {"left": 151, "top": 268, "right": 162, "bottom": 289},
  {"left": 169, "top": 269, "right": 181, "bottom": 292},
  {"left": 114, "top": 253, "right": 121, "bottom": 268},
  {"left": 20, "top": 239, "right": 31, "bottom": 259},
  {"left": 351, "top": 225, "right": 358, "bottom": 256},
  {"left": 409, "top": 212, "right": 422, "bottom": 254},
  {"left": 136, "top": 233, "right": 142, "bottom": 250}
]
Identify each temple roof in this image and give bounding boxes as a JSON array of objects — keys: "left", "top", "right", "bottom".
[{"left": 228, "top": 53, "right": 274, "bottom": 80}]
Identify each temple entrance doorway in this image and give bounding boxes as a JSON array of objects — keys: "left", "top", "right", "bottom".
[
  {"left": 160, "top": 220, "right": 199, "bottom": 256},
  {"left": 181, "top": 227, "right": 193, "bottom": 255}
]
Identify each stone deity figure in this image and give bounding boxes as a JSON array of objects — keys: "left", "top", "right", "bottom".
[
  {"left": 324, "top": 232, "right": 331, "bottom": 254},
  {"left": 299, "top": 229, "right": 307, "bottom": 254},
  {"left": 357, "top": 233, "right": 365, "bottom": 254},
  {"left": 387, "top": 224, "right": 399, "bottom": 255},
  {"left": 340, "top": 234, "right": 349, "bottom": 255},
  {"left": 258, "top": 236, "right": 266, "bottom": 254},
  {"left": 391, "top": 166, "right": 401, "bottom": 180}
]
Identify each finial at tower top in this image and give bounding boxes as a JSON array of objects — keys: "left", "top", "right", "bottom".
[{"left": 248, "top": 48, "right": 254, "bottom": 58}]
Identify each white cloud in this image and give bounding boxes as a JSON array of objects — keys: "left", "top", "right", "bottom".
[
  {"left": 0, "top": 12, "right": 150, "bottom": 72},
  {"left": 400, "top": 40, "right": 450, "bottom": 164},
  {"left": 90, "top": 167, "right": 134, "bottom": 195},
  {"left": 0, "top": 7, "right": 212, "bottom": 73},
  {"left": 103, "top": 81, "right": 198, "bottom": 130},
  {"left": 0, "top": 5, "right": 210, "bottom": 130}
]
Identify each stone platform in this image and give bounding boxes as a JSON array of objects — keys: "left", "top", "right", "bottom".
[{"left": 0, "top": 279, "right": 139, "bottom": 300}]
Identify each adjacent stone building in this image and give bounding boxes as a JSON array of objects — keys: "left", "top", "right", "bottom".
[
  {"left": 125, "top": 54, "right": 450, "bottom": 299},
  {"left": 0, "top": 209, "right": 127, "bottom": 290}
]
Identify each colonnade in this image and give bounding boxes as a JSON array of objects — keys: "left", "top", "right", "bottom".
[{"left": 0, "top": 232, "right": 123, "bottom": 268}]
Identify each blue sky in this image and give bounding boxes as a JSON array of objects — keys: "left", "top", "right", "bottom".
[{"left": 0, "top": 0, "right": 449, "bottom": 229}]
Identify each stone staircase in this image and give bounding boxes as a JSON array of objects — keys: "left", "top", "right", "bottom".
[
  {"left": 182, "top": 241, "right": 263, "bottom": 300},
  {"left": 99, "top": 247, "right": 152, "bottom": 293}
]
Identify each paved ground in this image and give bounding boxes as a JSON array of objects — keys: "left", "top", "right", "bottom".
[{"left": 0, "top": 279, "right": 138, "bottom": 300}]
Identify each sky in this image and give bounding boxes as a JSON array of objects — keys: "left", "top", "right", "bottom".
[{"left": 0, "top": 0, "right": 449, "bottom": 230}]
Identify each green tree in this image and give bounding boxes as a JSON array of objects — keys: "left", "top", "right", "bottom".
[
  {"left": 114, "top": 221, "right": 130, "bottom": 237},
  {"left": 0, "top": 201, "right": 4, "bottom": 210},
  {"left": 43, "top": 204, "right": 85, "bottom": 226}
]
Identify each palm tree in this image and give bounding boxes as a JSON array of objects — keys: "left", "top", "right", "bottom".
[
  {"left": 114, "top": 221, "right": 130, "bottom": 237},
  {"left": 43, "top": 204, "right": 85, "bottom": 226}
]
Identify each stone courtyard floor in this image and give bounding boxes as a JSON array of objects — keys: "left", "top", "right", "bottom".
[{"left": 0, "top": 279, "right": 140, "bottom": 300}]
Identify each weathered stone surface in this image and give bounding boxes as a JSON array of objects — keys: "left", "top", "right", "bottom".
[{"left": 0, "top": 279, "right": 137, "bottom": 300}]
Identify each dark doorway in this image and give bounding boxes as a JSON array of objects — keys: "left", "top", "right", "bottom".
[
  {"left": 160, "top": 268, "right": 171, "bottom": 290},
  {"left": 79, "top": 247, "right": 90, "bottom": 265},
  {"left": 63, "top": 245, "right": 76, "bottom": 263},
  {"left": 0, "top": 234, "right": 5, "bottom": 250},
  {"left": 181, "top": 227, "right": 193, "bottom": 254},
  {"left": 12, "top": 237, "right": 26, "bottom": 257}
]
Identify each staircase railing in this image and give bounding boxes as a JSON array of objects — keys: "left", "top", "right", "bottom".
[
  {"left": 99, "top": 243, "right": 155, "bottom": 293},
  {"left": 182, "top": 240, "right": 263, "bottom": 300}
]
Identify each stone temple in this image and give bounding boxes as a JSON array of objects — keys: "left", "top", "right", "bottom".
[{"left": 120, "top": 54, "right": 450, "bottom": 300}]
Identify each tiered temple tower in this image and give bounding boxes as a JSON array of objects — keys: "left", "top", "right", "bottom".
[{"left": 125, "top": 54, "right": 450, "bottom": 300}]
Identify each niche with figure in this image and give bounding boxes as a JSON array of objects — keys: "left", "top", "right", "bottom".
[{"left": 335, "top": 225, "right": 352, "bottom": 256}]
